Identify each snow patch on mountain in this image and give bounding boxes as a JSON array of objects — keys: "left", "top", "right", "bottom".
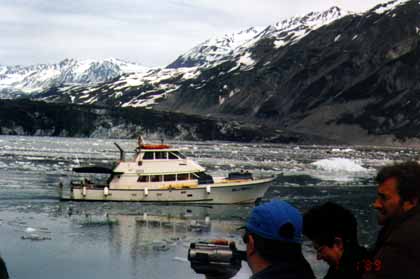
[
  {"left": 246, "top": 6, "right": 347, "bottom": 52},
  {"left": 372, "top": 0, "right": 410, "bottom": 14},
  {"left": 237, "top": 52, "right": 256, "bottom": 70}
]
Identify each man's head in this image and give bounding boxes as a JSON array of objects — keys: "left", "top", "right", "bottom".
[
  {"left": 242, "top": 200, "right": 303, "bottom": 272},
  {"left": 374, "top": 161, "right": 420, "bottom": 225},
  {"left": 303, "top": 202, "right": 357, "bottom": 267}
]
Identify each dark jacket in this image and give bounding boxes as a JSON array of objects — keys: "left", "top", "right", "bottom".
[
  {"left": 250, "top": 254, "right": 315, "bottom": 279},
  {"left": 324, "top": 244, "right": 367, "bottom": 279},
  {"left": 0, "top": 257, "right": 8, "bottom": 279},
  {"left": 363, "top": 206, "right": 420, "bottom": 279}
]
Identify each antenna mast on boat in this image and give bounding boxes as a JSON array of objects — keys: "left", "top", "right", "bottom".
[
  {"left": 114, "top": 142, "right": 125, "bottom": 161},
  {"left": 138, "top": 135, "right": 144, "bottom": 146}
]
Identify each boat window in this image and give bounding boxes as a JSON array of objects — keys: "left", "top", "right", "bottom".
[
  {"left": 177, "top": 173, "right": 189, "bottom": 181},
  {"left": 137, "top": 176, "right": 149, "bottom": 182},
  {"left": 168, "top": 152, "right": 179, "bottom": 159},
  {"left": 155, "top": 152, "right": 167, "bottom": 160},
  {"left": 143, "top": 152, "right": 154, "bottom": 160},
  {"left": 172, "top": 151, "right": 186, "bottom": 159},
  {"left": 195, "top": 172, "right": 206, "bottom": 177},
  {"left": 164, "top": 174, "right": 176, "bottom": 181},
  {"left": 191, "top": 173, "right": 199, "bottom": 180},
  {"left": 150, "top": 175, "right": 162, "bottom": 182}
]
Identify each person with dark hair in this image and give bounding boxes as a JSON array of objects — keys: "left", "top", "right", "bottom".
[
  {"left": 363, "top": 161, "right": 420, "bottom": 279},
  {"left": 241, "top": 200, "right": 315, "bottom": 279},
  {"left": 303, "top": 202, "right": 367, "bottom": 279}
]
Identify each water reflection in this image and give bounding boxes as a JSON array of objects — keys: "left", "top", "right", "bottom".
[{"left": 61, "top": 204, "right": 252, "bottom": 278}]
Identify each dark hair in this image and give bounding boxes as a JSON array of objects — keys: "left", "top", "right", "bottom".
[
  {"left": 243, "top": 230, "right": 302, "bottom": 263},
  {"left": 303, "top": 202, "right": 358, "bottom": 247},
  {"left": 376, "top": 161, "right": 420, "bottom": 202}
]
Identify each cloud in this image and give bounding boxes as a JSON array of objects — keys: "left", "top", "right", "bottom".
[{"left": 0, "top": 0, "right": 388, "bottom": 67}]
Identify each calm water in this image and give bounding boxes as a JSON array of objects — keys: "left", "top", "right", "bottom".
[{"left": 0, "top": 135, "right": 419, "bottom": 279}]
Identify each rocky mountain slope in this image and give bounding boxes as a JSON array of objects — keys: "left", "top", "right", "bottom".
[{"left": 0, "top": 99, "right": 314, "bottom": 143}]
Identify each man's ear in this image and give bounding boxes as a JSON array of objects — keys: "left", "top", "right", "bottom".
[
  {"left": 402, "top": 197, "right": 418, "bottom": 212},
  {"left": 333, "top": 237, "right": 343, "bottom": 250},
  {"left": 246, "top": 234, "right": 256, "bottom": 257}
]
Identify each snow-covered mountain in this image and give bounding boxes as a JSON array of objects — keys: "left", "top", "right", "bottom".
[
  {"left": 35, "top": 67, "right": 201, "bottom": 107},
  {"left": 4, "top": 0, "right": 412, "bottom": 111},
  {"left": 167, "top": 27, "right": 264, "bottom": 68},
  {"left": 32, "top": 6, "right": 348, "bottom": 108},
  {"left": 0, "top": 58, "right": 147, "bottom": 98},
  {"left": 168, "top": 6, "right": 347, "bottom": 68}
]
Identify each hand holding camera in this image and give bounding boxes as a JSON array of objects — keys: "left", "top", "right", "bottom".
[{"left": 188, "top": 240, "right": 246, "bottom": 279}]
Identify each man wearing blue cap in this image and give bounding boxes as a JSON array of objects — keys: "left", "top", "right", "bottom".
[{"left": 242, "top": 200, "right": 314, "bottom": 279}]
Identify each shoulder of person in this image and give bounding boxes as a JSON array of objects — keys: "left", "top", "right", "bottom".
[{"left": 393, "top": 213, "right": 420, "bottom": 241}]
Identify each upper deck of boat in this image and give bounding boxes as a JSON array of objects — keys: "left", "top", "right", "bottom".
[{"left": 139, "top": 144, "right": 172, "bottom": 150}]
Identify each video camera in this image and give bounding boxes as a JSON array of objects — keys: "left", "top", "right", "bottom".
[{"left": 188, "top": 240, "right": 246, "bottom": 278}]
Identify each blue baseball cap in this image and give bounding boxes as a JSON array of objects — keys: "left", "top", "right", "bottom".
[{"left": 244, "top": 200, "right": 302, "bottom": 244}]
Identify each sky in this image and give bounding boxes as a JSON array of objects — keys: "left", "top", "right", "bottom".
[{"left": 0, "top": 0, "right": 390, "bottom": 67}]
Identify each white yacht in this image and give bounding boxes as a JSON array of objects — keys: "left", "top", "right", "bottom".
[{"left": 61, "top": 138, "right": 275, "bottom": 204}]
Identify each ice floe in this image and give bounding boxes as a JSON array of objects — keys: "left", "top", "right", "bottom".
[
  {"left": 173, "top": 257, "right": 189, "bottom": 263},
  {"left": 311, "top": 157, "right": 367, "bottom": 172},
  {"left": 25, "top": 227, "right": 36, "bottom": 233},
  {"left": 331, "top": 148, "right": 354, "bottom": 153}
]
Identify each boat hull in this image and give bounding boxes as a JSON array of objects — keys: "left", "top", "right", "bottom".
[{"left": 61, "top": 177, "right": 275, "bottom": 204}]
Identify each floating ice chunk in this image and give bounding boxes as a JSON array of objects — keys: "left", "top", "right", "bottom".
[
  {"left": 25, "top": 227, "right": 36, "bottom": 233},
  {"left": 311, "top": 158, "right": 367, "bottom": 172},
  {"left": 173, "top": 257, "right": 189, "bottom": 263},
  {"left": 331, "top": 148, "right": 354, "bottom": 153}
]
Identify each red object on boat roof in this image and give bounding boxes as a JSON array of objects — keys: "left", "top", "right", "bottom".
[{"left": 140, "top": 144, "right": 171, "bottom": 149}]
